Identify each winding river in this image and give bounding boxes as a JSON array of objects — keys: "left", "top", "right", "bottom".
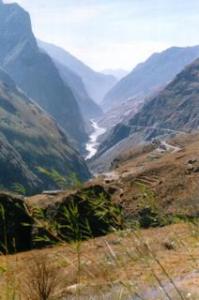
[{"left": 85, "top": 120, "right": 106, "bottom": 160}]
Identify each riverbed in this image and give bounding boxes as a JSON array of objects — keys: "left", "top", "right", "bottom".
[{"left": 85, "top": 120, "right": 106, "bottom": 160}]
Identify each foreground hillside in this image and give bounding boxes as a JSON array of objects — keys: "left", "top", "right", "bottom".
[
  {"left": 0, "top": 223, "right": 198, "bottom": 299},
  {"left": 0, "top": 69, "right": 90, "bottom": 195},
  {"left": 0, "top": 132, "right": 198, "bottom": 299}
]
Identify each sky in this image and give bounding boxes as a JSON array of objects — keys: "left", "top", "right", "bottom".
[{"left": 4, "top": 0, "right": 199, "bottom": 71}]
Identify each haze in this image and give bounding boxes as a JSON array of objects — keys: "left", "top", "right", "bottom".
[{"left": 4, "top": 0, "right": 199, "bottom": 71}]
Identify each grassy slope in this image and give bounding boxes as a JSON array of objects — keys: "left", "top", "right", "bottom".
[{"left": 0, "top": 223, "right": 198, "bottom": 299}]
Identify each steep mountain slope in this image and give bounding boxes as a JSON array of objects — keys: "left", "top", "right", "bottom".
[
  {"left": 53, "top": 60, "right": 103, "bottom": 120},
  {"left": 0, "top": 68, "right": 90, "bottom": 194},
  {"left": 129, "top": 57, "right": 199, "bottom": 131},
  {"left": 103, "top": 46, "right": 199, "bottom": 111},
  {"left": 0, "top": 2, "right": 87, "bottom": 149},
  {"left": 38, "top": 40, "right": 117, "bottom": 104},
  {"left": 96, "top": 57, "right": 199, "bottom": 161}
]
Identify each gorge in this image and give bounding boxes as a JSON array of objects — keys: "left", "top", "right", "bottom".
[{"left": 85, "top": 120, "right": 106, "bottom": 160}]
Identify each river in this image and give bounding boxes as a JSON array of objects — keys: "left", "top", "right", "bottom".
[{"left": 85, "top": 120, "right": 106, "bottom": 160}]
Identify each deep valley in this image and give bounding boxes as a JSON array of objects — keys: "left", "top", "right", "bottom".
[{"left": 0, "top": 0, "right": 198, "bottom": 299}]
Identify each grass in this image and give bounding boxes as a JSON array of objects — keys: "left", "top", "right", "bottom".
[{"left": 0, "top": 221, "right": 198, "bottom": 299}]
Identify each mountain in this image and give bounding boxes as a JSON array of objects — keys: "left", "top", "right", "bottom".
[
  {"left": 0, "top": 2, "right": 88, "bottom": 149},
  {"left": 102, "top": 69, "right": 129, "bottom": 80},
  {"left": 103, "top": 46, "right": 199, "bottom": 111},
  {"left": 129, "top": 57, "right": 199, "bottom": 132},
  {"left": 95, "top": 57, "right": 199, "bottom": 162},
  {"left": 0, "top": 68, "right": 90, "bottom": 194},
  {"left": 38, "top": 40, "right": 117, "bottom": 104},
  {"left": 51, "top": 60, "right": 103, "bottom": 120}
]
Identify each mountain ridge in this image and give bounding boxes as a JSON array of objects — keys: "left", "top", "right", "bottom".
[
  {"left": 95, "top": 56, "right": 199, "bottom": 163},
  {"left": 50, "top": 58, "right": 103, "bottom": 120},
  {"left": 103, "top": 45, "right": 199, "bottom": 111},
  {"left": 102, "top": 68, "right": 128, "bottom": 80},
  {"left": 0, "top": 2, "right": 88, "bottom": 149},
  {"left": 38, "top": 40, "right": 117, "bottom": 104}
]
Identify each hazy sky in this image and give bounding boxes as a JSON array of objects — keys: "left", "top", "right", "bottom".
[{"left": 4, "top": 0, "right": 199, "bottom": 71}]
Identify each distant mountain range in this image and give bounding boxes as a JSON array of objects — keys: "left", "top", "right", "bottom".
[
  {"left": 38, "top": 40, "right": 117, "bottom": 104},
  {"left": 96, "top": 56, "right": 199, "bottom": 162},
  {"left": 103, "top": 46, "right": 199, "bottom": 111},
  {"left": 0, "top": 68, "right": 90, "bottom": 194},
  {"left": 102, "top": 69, "right": 128, "bottom": 80},
  {"left": 0, "top": 1, "right": 88, "bottom": 150}
]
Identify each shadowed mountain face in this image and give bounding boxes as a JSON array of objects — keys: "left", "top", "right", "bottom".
[
  {"left": 97, "top": 57, "right": 199, "bottom": 159},
  {"left": 38, "top": 40, "right": 117, "bottom": 104},
  {"left": 51, "top": 60, "right": 103, "bottom": 120},
  {"left": 0, "top": 68, "right": 90, "bottom": 194},
  {"left": 0, "top": 2, "right": 88, "bottom": 149},
  {"left": 103, "top": 46, "right": 199, "bottom": 111}
]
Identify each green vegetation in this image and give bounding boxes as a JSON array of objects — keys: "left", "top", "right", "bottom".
[
  {"left": 32, "top": 187, "right": 124, "bottom": 248},
  {"left": 135, "top": 182, "right": 168, "bottom": 228},
  {"left": 37, "top": 167, "right": 83, "bottom": 190},
  {"left": 11, "top": 183, "right": 26, "bottom": 195}
]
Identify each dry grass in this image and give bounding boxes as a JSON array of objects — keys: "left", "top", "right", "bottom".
[
  {"left": 22, "top": 255, "right": 61, "bottom": 300},
  {"left": 90, "top": 132, "right": 199, "bottom": 219},
  {"left": 0, "top": 222, "right": 198, "bottom": 299}
]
